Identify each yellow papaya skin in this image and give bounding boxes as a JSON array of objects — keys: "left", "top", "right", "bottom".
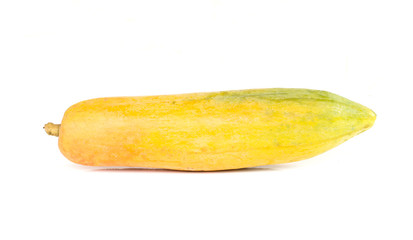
[{"left": 56, "top": 88, "right": 375, "bottom": 171}]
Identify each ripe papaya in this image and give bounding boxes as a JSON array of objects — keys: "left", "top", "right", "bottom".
[{"left": 44, "top": 88, "right": 375, "bottom": 171}]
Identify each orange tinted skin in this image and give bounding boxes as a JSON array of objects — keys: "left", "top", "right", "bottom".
[{"left": 58, "top": 89, "right": 375, "bottom": 171}]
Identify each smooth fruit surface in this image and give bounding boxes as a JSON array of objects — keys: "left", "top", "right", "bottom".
[{"left": 58, "top": 88, "right": 376, "bottom": 171}]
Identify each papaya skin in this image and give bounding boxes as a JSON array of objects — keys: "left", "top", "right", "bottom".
[{"left": 47, "top": 88, "right": 376, "bottom": 171}]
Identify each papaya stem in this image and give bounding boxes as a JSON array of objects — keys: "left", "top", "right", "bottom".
[{"left": 44, "top": 122, "right": 60, "bottom": 137}]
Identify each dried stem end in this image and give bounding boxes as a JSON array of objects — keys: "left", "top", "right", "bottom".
[{"left": 44, "top": 122, "right": 60, "bottom": 137}]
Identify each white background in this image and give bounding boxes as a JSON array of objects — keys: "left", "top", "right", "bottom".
[{"left": 1, "top": 0, "right": 412, "bottom": 239}]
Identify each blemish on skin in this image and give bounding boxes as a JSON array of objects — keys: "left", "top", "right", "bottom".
[{"left": 265, "top": 108, "right": 274, "bottom": 116}]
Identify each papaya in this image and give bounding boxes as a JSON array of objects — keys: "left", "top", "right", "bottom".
[{"left": 44, "top": 88, "right": 375, "bottom": 171}]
